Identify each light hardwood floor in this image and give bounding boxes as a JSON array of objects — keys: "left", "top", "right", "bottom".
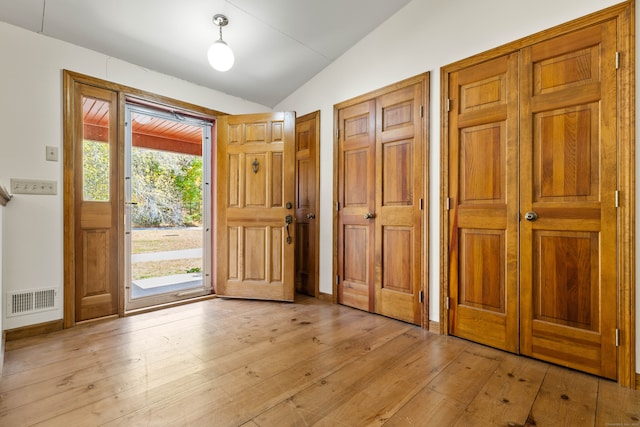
[{"left": 1, "top": 296, "right": 638, "bottom": 426}]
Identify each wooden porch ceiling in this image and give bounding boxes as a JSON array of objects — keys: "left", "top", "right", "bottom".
[{"left": 82, "top": 98, "right": 203, "bottom": 156}]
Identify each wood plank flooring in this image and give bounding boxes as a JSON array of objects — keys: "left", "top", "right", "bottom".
[{"left": 1, "top": 296, "right": 638, "bottom": 426}]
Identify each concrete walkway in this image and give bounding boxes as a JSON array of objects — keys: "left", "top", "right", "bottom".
[{"left": 131, "top": 248, "right": 202, "bottom": 262}]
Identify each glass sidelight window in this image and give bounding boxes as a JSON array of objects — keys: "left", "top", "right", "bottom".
[{"left": 82, "top": 97, "right": 111, "bottom": 202}]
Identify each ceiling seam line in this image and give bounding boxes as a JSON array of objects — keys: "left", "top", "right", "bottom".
[
  {"left": 225, "top": 0, "right": 331, "bottom": 61},
  {"left": 40, "top": 0, "right": 46, "bottom": 33}
]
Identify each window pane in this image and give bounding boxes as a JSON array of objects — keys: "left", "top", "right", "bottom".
[
  {"left": 82, "top": 140, "right": 110, "bottom": 201},
  {"left": 82, "top": 97, "right": 110, "bottom": 201}
]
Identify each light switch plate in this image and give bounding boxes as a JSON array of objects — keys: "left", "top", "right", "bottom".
[
  {"left": 10, "top": 179, "right": 57, "bottom": 195},
  {"left": 46, "top": 146, "right": 59, "bottom": 162}
]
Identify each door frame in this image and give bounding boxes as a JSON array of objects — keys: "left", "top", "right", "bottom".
[
  {"left": 123, "top": 103, "right": 213, "bottom": 311},
  {"left": 439, "top": 2, "right": 635, "bottom": 387},
  {"left": 332, "top": 72, "right": 430, "bottom": 328},
  {"left": 63, "top": 70, "right": 224, "bottom": 327}
]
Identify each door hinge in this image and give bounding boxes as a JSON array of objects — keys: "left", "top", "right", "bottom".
[
  {"left": 615, "top": 328, "right": 620, "bottom": 347},
  {"left": 335, "top": 128, "right": 339, "bottom": 139},
  {"left": 335, "top": 201, "right": 340, "bottom": 211},
  {"left": 420, "top": 105, "right": 424, "bottom": 117},
  {"left": 446, "top": 197, "right": 451, "bottom": 210},
  {"left": 615, "top": 51, "right": 620, "bottom": 70},
  {"left": 419, "top": 290, "right": 424, "bottom": 303},
  {"left": 335, "top": 275, "right": 340, "bottom": 285},
  {"left": 446, "top": 98, "right": 451, "bottom": 112},
  {"left": 419, "top": 198, "right": 423, "bottom": 210},
  {"left": 615, "top": 190, "right": 620, "bottom": 208},
  {"left": 445, "top": 297, "right": 450, "bottom": 310}
]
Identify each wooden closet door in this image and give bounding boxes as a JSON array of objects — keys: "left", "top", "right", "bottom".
[
  {"left": 337, "top": 100, "right": 376, "bottom": 311},
  {"left": 447, "top": 54, "right": 520, "bottom": 352},
  {"left": 295, "top": 112, "right": 319, "bottom": 297},
  {"left": 519, "top": 22, "right": 618, "bottom": 379},
  {"left": 374, "top": 82, "right": 424, "bottom": 324}
]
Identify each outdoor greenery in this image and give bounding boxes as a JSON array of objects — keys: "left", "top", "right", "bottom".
[
  {"left": 83, "top": 141, "right": 110, "bottom": 201},
  {"left": 82, "top": 141, "right": 203, "bottom": 227},
  {"left": 131, "top": 148, "right": 203, "bottom": 227}
]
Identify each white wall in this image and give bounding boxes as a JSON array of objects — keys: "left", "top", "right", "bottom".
[
  {"left": 274, "top": 0, "right": 636, "bottom": 371},
  {"left": 0, "top": 23, "right": 269, "bottom": 330}
]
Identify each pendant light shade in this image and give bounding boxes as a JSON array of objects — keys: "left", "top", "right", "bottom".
[
  {"left": 208, "top": 14, "right": 234, "bottom": 72},
  {"left": 208, "top": 40, "right": 234, "bottom": 72}
]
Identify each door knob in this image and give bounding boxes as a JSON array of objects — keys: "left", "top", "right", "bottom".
[
  {"left": 306, "top": 213, "right": 315, "bottom": 220},
  {"left": 524, "top": 211, "right": 538, "bottom": 221},
  {"left": 364, "top": 212, "right": 375, "bottom": 220}
]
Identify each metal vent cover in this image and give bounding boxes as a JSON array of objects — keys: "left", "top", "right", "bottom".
[{"left": 8, "top": 288, "right": 58, "bottom": 316}]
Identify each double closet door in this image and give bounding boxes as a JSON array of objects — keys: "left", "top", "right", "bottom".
[
  {"left": 446, "top": 21, "right": 618, "bottom": 379},
  {"left": 335, "top": 74, "right": 428, "bottom": 325}
]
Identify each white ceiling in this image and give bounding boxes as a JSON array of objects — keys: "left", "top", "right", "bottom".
[{"left": 0, "top": 0, "right": 412, "bottom": 107}]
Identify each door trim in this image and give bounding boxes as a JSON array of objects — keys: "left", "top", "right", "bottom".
[
  {"left": 439, "top": 2, "right": 635, "bottom": 387},
  {"left": 63, "top": 70, "right": 224, "bottom": 327}
]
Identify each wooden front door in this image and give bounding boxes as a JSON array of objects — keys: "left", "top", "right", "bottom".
[
  {"left": 294, "top": 111, "right": 320, "bottom": 297},
  {"left": 447, "top": 54, "right": 520, "bottom": 352},
  {"left": 216, "top": 112, "right": 296, "bottom": 301},
  {"left": 337, "top": 100, "right": 376, "bottom": 311},
  {"left": 374, "top": 84, "right": 424, "bottom": 324},
  {"left": 519, "top": 22, "right": 618, "bottom": 379},
  {"left": 73, "top": 83, "right": 119, "bottom": 321}
]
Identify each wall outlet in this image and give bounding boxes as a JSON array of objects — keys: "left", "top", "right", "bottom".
[
  {"left": 10, "top": 179, "right": 57, "bottom": 195},
  {"left": 46, "top": 146, "right": 59, "bottom": 162}
]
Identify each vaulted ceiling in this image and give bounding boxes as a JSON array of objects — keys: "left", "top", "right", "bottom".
[{"left": 0, "top": 0, "right": 412, "bottom": 107}]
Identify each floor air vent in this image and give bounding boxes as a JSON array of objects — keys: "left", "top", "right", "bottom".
[{"left": 8, "top": 288, "right": 58, "bottom": 316}]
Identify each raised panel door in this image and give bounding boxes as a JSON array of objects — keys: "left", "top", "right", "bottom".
[
  {"left": 295, "top": 112, "right": 319, "bottom": 297},
  {"left": 374, "top": 82, "right": 424, "bottom": 324},
  {"left": 519, "top": 22, "right": 618, "bottom": 379},
  {"left": 337, "top": 100, "right": 376, "bottom": 311},
  {"left": 448, "top": 54, "right": 520, "bottom": 352},
  {"left": 74, "top": 84, "right": 119, "bottom": 321},
  {"left": 216, "top": 112, "right": 295, "bottom": 301}
]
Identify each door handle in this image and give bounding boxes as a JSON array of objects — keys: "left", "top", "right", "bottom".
[
  {"left": 524, "top": 211, "right": 538, "bottom": 221},
  {"left": 306, "top": 213, "right": 315, "bottom": 220},
  {"left": 364, "top": 212, "right": 375, "bottom": 220},
  {"left": 285, "top": 215, "right": 293, "bottom": 244}
]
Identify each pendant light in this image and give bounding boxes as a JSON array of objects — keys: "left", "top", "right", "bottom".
[{"left": 208, "top": 14, "right": 234, "bottom": 72}]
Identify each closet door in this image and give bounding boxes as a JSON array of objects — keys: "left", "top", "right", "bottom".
[
  {"left": 519, "top": 22, "right": 618, "bottom": 379},
  {"left": 337, "top": 100, "right": 376, "bottom": 311},
  {"left": 447, "top": 54, "right": 520, "bottom": 352},
  {"left": 374, "top": 83, "right": 424, "bottom": 324},
  {"left": 336, "top": 74, "right": 428, "bottom": 324},
  {"left": 294, "top": 111, "right": 320, "bottom": 297}
]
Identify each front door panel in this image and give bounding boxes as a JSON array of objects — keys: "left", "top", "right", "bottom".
[{"left": 216, "top": 112, "right": 296, "bottom": 301}]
